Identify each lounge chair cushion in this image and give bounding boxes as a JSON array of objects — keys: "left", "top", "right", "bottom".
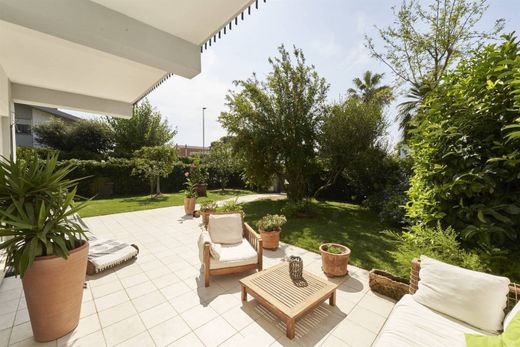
[
  {"left": 504, "top": 302, "right": 520, "bottom": 330},
  {"left": 413, "top": 255, "right": 510, "bottom": 332},
  {"left": 374, "top": 294, "right": 492, "bottom": 347},
  {"left": 208, "top": 213, "right": 243, "bottom": 244}
]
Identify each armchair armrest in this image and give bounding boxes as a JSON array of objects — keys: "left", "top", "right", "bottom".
[{"left": 244, "top": 222, "right": 263, "bottom": 270}]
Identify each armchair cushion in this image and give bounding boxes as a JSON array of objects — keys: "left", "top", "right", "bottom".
[
  {"left": 413, "top": 256, "right": 510, "bottom": 333},
  {"left": 208, "top": 213, "right": 243, "bottom": 244},
  {"left": 209, "top": 240, "right": 258, "bottom": 270}
]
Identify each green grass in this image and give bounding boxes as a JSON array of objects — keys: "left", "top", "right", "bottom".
[
  {"left": 79, "top": 189, "right": 253, "bottom": 218},
  {"left": 242, "top": 198, "right": 399, "bottom": 273}
]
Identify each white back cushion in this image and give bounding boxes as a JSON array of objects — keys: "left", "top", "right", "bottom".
[
  {"left": 413, "top": 255, "right": 510, "bottom": 332},
  {"left": 504, "top": 301, "right": 520, "bottom": 330},
  {"left": 208, "top": 213, "right": 243, "bottom": 245}
]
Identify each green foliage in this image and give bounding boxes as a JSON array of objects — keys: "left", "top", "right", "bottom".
[
  {"left": 316, "top": 96, "right": 387, "bottom": 199},
  {"left": 217, "top": 199, "right": 243, "bottom": 213},
  {"left": 183, "top": 176, "right": 197, "bottom": 198},
  {"left": 132, "top": 146, "right": 177, "bottom": 196},
  {"left": 347, "top": 70, "right": 393, "bottom": 106},
  {"left": 0, "top": 154, "right": 88, "bottom": 276},
  {"left": 32, "top": 118, "right": 114, "bottom": 159},
  {"left": 186, "top": 160, "right": 208, "bottom": 185},
  {"left": 406, "top": 34, "right": 520, "bottom": 248},
  {"left": 107, "top": 99, "right": 176, "bottom": 157},
  {"left": 326, "top": 246, "right": 344, "bottom": 255},
  {"left": 219, "top": 45, "right": 329, "bottom": 202},
  {"left": 387, "top": 223, "right": 484, "bottom": 277},
  {"left": 257, "top": 214, "right": 287, "bottom": 232},
  {"left": 200, "top": 200, "right": 217, "bottom": 212},
  {"left": 205, "top": 140, "right": 240, "bottom": 190},
  {"left": 280, "top": 199, "right": 314, "bottom": 218}
]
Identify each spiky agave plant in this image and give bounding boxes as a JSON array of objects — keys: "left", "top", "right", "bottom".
[{"left": 0, "top": 153, "right": 88, "bottom": 276}]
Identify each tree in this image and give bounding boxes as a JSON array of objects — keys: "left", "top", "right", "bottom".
[
  {"left": 219, "top": 45, "right": 329, "bottom": 202},
  {"left": 347, "top": 71, "right": 393, "bottom": 106},
  {"left": 107, "top": 99, "right": 176, "bottom": 157},
  {"left": 206, "top": 140, "right": 240, "bottom": 191},
  {"left": 132, "top": 146, "right": 177, "bottom": 197},
  {"left": 33, "top": 118, "right": 114, "bottom": 158},
  {"left": 366, "top": 0, "right": 505, "bottom": 131},
  {"left": 406, "top": 34, "right": 520, "bottom": 248},
  {"left": 315, "top": 97, "right": 386, "bottom": 198}
]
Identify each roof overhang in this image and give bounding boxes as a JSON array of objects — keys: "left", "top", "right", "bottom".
[{"left": 0, "top": 0, "right": 260, "bottom": 118}]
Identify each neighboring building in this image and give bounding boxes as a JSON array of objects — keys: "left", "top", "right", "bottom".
[
  {"left": 176, "top": 144, "right": 208, "bottom": 157},
  {"left": 14, "top": 103, "right": 81, "bottom": 147}
]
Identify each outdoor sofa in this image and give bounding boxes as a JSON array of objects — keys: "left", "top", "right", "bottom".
[{"left": 374, "top": 256, "right": 520, "bottom": 346}]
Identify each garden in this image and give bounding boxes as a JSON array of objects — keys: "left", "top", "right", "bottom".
[{"left": 12, "top": 0, "right": 520, "bottom": 282}]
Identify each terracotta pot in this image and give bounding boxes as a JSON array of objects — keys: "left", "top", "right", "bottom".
[
  {"left": 22, "top": 241, "right": 89, "bottom": 342},
  {"left": 184, "top": 197, "right": 196, "bottom": 215},
  {"left": 260, "top": 229, "right": 281, "bottom": 250},
  {"left": 201, "top": 210, "right": 215, "bottom": 226},
  {"left": 196, "top": 184, "right": 208, "bottom": 197},
  {"left": 319, "top": 243, "right": 351, "bottom": 277}
]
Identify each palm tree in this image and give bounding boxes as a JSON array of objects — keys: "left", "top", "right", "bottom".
[
  {"left": 347, "top": 71, "right": 393, "bottom": 106},
  {"left": 396, "top": 81, "right": 432, "bottom": 140}
]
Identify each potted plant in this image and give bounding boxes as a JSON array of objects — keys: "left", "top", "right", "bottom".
[
  {"left": 257, "top": 214, "right": 287, "bottom": 250},
  {"left": 319, "top": 243, "right": 351, "bottom": 277},
  {"left": 189, "top": 163, "right": 209, "bottom": 197},
  {"left": 0, "top": 154, "right": 89, "bottom": 342},
  {"left": 183, "top": 172, "right": 198, "bottom": 215},
  {"left": 200, "top": 200, "right": 218, "bottom": 226}
]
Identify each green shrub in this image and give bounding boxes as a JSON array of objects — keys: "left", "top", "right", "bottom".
[
  {"left": 327, "top": 246, "right": 343, "bottom": 254},
  {"left": 406, "top": 34, "right": 520, "bottom": 248},
  {"left": 257, "top": 214, "right": 287, "bottom": 231},
  {"left": 386, "top": 223, "right": 485, "bottom": 277},
  {"left": 200, "top": 200, "right": 218, "bottom": 212},
  {"left": 217, "top": 199, "right": 243, "bottom": 213}
]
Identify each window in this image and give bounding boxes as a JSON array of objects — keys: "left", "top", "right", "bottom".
[{"left": 15, "top": 120, "right": 32, "bottom": 134}]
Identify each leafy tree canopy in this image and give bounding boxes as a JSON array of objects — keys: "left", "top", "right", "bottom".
[
  {"left": 206, "top": 139, "right": 240, "bottom": 191},
  {"left": 107, "top": 99, "right": 176, "bottom": 157},
  {"left": 132, "top": 145, "right": 177, "bottom": 197},
  {"left": 219, "top": 45, "right": 329, "bottom": 201}
]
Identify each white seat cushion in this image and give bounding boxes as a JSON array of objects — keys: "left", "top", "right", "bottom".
[
  {"left": 208, "top": 213, "right": 243, "bottom": 244},
  {"left": 374, "top": 295, "right": 492, "bottom": 347},
  {"left": 209, "top": 240, "right": 257, "bottom": 270},
  {"left": 413, "top": 255, "right": 510, "bottom": 332}
]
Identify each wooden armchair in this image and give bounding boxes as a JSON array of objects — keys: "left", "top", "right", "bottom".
[{"left": 199, "top": 213, "right": 263, "bottom": 287}]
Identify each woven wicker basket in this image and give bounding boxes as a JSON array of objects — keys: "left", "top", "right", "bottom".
[{"left": 369, "top": 269, "right": 410, "bottom": 301}]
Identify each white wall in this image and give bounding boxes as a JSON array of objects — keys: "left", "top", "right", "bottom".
[{"left": 0, "top": 63, "right": 12, "bottom": 158}]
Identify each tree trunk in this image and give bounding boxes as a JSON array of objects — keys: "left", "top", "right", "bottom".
[
  {"left": 149, "top": 178, "right": 154, "bottom": 199},
  {"left": 156, "top": 176, "right": 161, "bottom": 195},
  {"left": 314, "top": 171, "right": 340, "bottom": 200}
]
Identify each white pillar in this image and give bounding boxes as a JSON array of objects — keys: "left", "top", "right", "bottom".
[{"left": 0, "top": 63, "right": 13, "bottom": 160}]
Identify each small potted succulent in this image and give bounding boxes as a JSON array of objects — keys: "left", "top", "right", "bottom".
[
  {"left": 0, "top": 154, "right": 89, "bottom": 342},
  {"left": 319, "top": 243, "right": 351, "bottom": 277},
  {"left": 183, "top": 172, "right": 198, "bottom": 215},
  {"left": 200, "top": 200, "right": 218, "bottom": 226},
  {"left": 257, "top": 214, "right": 287, "bottom": 250}
]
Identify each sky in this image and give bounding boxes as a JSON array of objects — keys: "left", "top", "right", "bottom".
[{"left": 69, "top": 0, "right": 520, "bottom": 149}]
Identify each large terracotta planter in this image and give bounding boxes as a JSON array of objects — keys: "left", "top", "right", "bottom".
[
  {"left": 196, "top": 184, "right": 208, "bottom": 197},
  {"left": 22, "top": 241, "right": 89, "bottom": 342},
  {"left": 319, "top": 243, "right": 351, "bottom": 277},
  {"left": 184, "top": 197, "right": 196, "bottom": 215},
  {"left": 260, "top": 229, "right": 281, "bottom": 250}
]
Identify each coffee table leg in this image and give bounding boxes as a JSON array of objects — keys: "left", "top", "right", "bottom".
[
  {"left": 286, "top": 318, "right": 295, "bottom": 339},
  {"left": 241, "top": 285, "right": 247, "bottom": 302},
  {"left": 329, "top": 290, "right": 336, "bottom": 306}
]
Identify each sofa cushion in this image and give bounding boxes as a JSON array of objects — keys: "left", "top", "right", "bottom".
[
  {"left": 504, "top": 301, "right": 520, "bottom": 330},
  {"left": 465, "top": 311, "right": 520, "bottom": 347},
  {"left": 208, "top": 213, "right": 243, "bottom": 245},
  {"left": 413, "top": 255, "right": 510, "bottom": 332},
  {"left": 209, "top": 240, "right": 257, "bottom": 270},
  {"left": 374, "top": 295, "right": 492, "bottom": 347}
]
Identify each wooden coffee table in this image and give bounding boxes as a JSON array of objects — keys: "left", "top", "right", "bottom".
[{"left": 239, "top": 262, "right": 338, "bottom": 339}]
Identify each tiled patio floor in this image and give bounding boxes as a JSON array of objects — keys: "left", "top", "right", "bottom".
[{"left": 0, "top": 195, "right": 395, "bottom": 347}]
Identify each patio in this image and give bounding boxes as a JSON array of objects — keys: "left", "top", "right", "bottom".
[{"left": 0, "top": 195, "right": 395, "bottom": 347}]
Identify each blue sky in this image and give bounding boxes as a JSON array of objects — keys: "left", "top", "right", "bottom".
[{"left": 92, "top": 0, "right": 520, "bottom": 148}]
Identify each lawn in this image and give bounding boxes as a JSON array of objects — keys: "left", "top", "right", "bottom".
[
  {"left": 242, "top": 198, "right": 399, "bottom": 273},
  {"left": 79, "top": 189, "right": 253, "bottom": 218}
]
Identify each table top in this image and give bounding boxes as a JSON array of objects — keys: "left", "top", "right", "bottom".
[{"left": 240, "top": 262, "right": 338, "bottom": 318}]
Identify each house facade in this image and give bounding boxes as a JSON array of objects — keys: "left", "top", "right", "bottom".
[{"left": 15, "top": 103, "right": 80, "bottom": 147}]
